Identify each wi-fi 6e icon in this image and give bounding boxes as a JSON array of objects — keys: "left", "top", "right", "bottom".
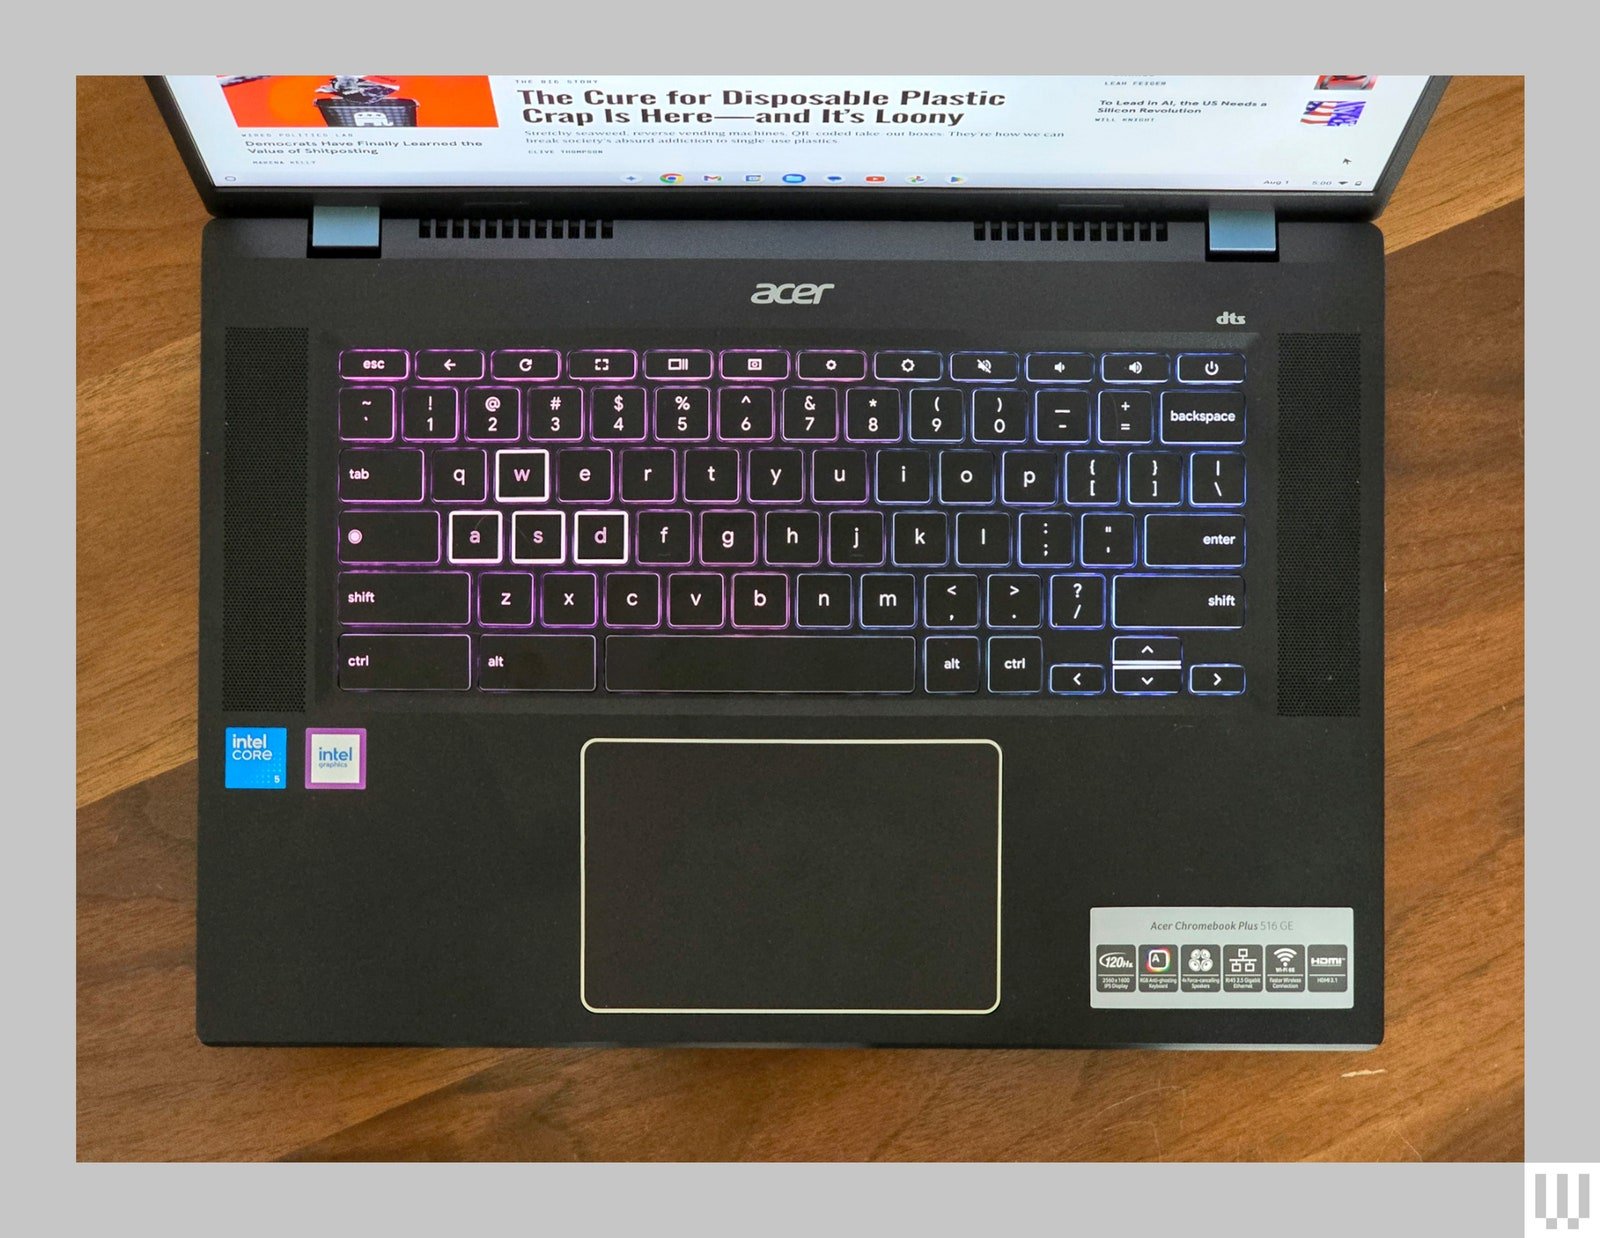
[{"left": 1273, "top": 947, "right": 1299, "bottom": 966}]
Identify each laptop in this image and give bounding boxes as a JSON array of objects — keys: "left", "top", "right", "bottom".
[{"left": 150, "top": 74, "right": 1445, "bottom": 1048}]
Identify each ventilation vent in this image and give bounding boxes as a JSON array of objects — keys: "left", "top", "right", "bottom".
[
  {"left": 417, "top": 217, "right": 614, "bottom": 240},
  {"left": 973, "top": 219, "right": 1169, "bottom": 243},
  {"left": 1276, "top": 333, "right": 1362, "bottom": 718}
]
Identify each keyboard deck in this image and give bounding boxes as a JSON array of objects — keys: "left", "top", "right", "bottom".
[{"left": 335, "top": 346, "right": 1249, "bottom": 697}]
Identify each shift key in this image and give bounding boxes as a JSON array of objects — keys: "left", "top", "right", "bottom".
[{"left": 1113, "top": 575, "right": 1244, "bottom": 629}]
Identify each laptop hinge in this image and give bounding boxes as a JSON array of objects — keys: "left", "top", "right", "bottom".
[
  {"left": 1206, "top": 208, "right": 1277, "bottom": 261},
  {"left": 309, "top": 205, "right": 381, "bottom": 256}
]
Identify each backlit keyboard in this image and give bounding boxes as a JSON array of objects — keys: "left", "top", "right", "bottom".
[{"left": 335, "top": 346, "right": 1249, "bottom": 696}]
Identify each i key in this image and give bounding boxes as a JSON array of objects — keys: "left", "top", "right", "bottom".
[{"left": 877, "top": 451, "right": 932, "bottom": 504}]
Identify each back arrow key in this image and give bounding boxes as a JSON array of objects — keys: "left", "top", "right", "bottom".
[{"left": 417, "top": 349, "right": 486, "bottom": 380}]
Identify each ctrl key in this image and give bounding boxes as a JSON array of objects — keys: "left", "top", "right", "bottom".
[
  {"left": 480, "top": 636, "right": 596, "bottom": 692},
  {"left": 340, "top": 634, "right": 471, "bottom": 690}
]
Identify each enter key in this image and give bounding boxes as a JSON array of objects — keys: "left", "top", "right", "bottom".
[{"left": 1143, "top": 514, "right": 1245, "bottom": 567}]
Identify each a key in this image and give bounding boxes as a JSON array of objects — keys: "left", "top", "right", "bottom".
[
  {"left": 478, "top": 635, "right": 596, "bottom": 691},
  {"left": 540, "top": 572, "right": 598, "bottom": 627},
  {"left": 874, "top": 351, "right": 942, "bottom": 381},
  {"left": 1176, "top": 353, "right": 1246, "bottom": 384},
  {"left": 925, "top": 574, "right": 980, "bottom": 628},
  {"left": 781, "top": 388, "right": 839, "bottom": 442},
  {"left": 1050, "top": 574, "right": 1106, "bottom": 628},
  {"left": 511, "top": 510, "right": 565, "bottom": 564},
  {"left": 1002, "top": 452, "right": 1058, "bottom": 504},
  {"left": 796, "top": 350, "right": 867, "bottom": 381},
  {"left": 667, "top": 573, "right": 725, "bottom": 628},
  {"left": 765, "top": 511, "right": 822, "bottom": 565},
  {"left": 701, "top": 510, "right": 757, "bottom": 565},
  {"left": 1080, "top": 513, "right": 1137, "bottom": 567},
  {"left": 925, "top": 636, "right": 982, "bottom": 694},
  {"left": 955, "top": 512, "right": 1010, "bottom": 567},
  {"left": 1103, "top": 353, "right": 1169, "bottom": 383},
  {"left": 829, "top": 511, "right": 885, "bottom": 566},
  {"left": 1098, "top": 391, "right": 1155, "bottom": 444},
  {"left": 339, "top": 449, "right": 423, "bottom": 502},
  {"left": 339, "top": 387, "right": 395, "bottom": 441},
  {"left": 604, "top": 635, "right": 915, "bottom": 693},
  {"left": 845, "top": 388, "right": 903, "bottom": 441},
  {"left": 643, "top": 349, "right": 714, "bottom": 381},
  {"left": 718, "top": 387, "right": 776, "bottom": 441},
  {"left": 987, "top": 637, "right": 1043, "bottom": 693},
  {"left": 478, "top": 572, "right": 534, "bottom": 626},
  {"left": 339, "top": 571, "right": 469, "bottom": 626},
  {"left": 448, "top": 510, "right": 502, "bottom": 564},
  {"left": 1018, "top": 514, "right": 1074, "bottom": 566},
  {"left": 619, "top": 449, "right": 677, "bottom": 503},
  {"left": 339, "top": 634, "right": 469, "bottom": 690},
  {"left": 339, "top": 511, "right": 438, "bottom": 564},
  {"left": 1144, "top": 514, "right": 1246, "bottom": 567},
  {"left": 1112, "top": 575, "right": 1245, "bottom": 629},
  {"left": 432, "top": 450, "right": 487, "bottom": 503},
  {"left": 1190, "top": 453, "right": 1246, "bottom": 506},
  {"left": 568, "top": 349, "right": 637, "bottom": 380},
  {"left": 573, "top": 511, "right": 628, "bottom": 564},
  {"left": 1127, "top": 452, "right": 1183, "bottom": 505},
  {"left": 416, "top": 349, "right": 484, "bottom": 381},
  {"left": 1066, "top": 452, "right": 1121, "bottom": 505},
  {"left": 892, "top": 512, "right": 948, "bottom": 567},
  {"left": 525, "top": 388, "right": 584, "bottom": 441},
  {"left": 971, "top": 390, "right": 1028, "bottom": 443},
  {"left": 1026, "top": 352, "right": 1095, "bottom": 383},
  {"left": 606, "top": 573, "right": 662, "bottom": 627},
  {"left": 748, "top": 449, "right": 805, "bottom": 503},
  {"left": 860, "top": 573, "right": 917, "bottom": 628},
  {"left": 401, "top": 387, "right": 459, "bottom": 441},
  {"left": 909, "top": 388, "right": 965, "bottom": 443},
  {"left": 1049, "top": 664, "right": 1106, "bottom": 695},
  {"left": 877, "top": 450, "right": 932, "bottom": 503},
  {"left": 813, "top": 450, "right": 869, "bottom": 503},
  {"left": 987, "top": 574, "right": 1043, "bottom": 628},
  {"left": 1034, "top": 390, "right": 1091, "bottom": 444},
  {"left": 490, "top": 349, "right": 562, "bottom": 382},
  {"left": 341, "top": 349, "right": 408, "bottom": 381},
  {"left": 939, "top": 451, "right": 996, "bottom": 504},
  {"left": 720, "top": 350, "right": 789, "bottom": 381},
  {"left": 683, "top": 449, "right": 741, "bottom": 502},
  {"left": 796, "top": 574, "right": 853, "bottom": 628},
  {"left": 558, "top": 449, "right": 614, "bottom": 502},
  {"left": 465, "top": 388, "right": 520, "bottom": 441},
  {"left": 592, "top": 387, "right": 647, "bottom": 440},
  {"left": 636, "top": 510, "right": 693, "bottom": 565},
  {"left": 495, "top": 449, "right": 551, "bottom": 503},
  {"left": 654, "top": 387, "right": 711, "bottom": 440},
  {"left": 1161, "top": 391, "right": 1246, "bottom": 445},
  {"left": 1189, "top": 664, "right": 1246, "bottom": 696},
  {"left": 732, "top": 573, "right": 788, "bottom": 628},
  {"left": 951, "top": 352, "right": 1018, "bottom": 382}
]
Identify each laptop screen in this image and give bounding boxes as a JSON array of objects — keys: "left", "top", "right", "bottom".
[{"left": 162, "top": 75, "right": 1432, "bottom": 195}]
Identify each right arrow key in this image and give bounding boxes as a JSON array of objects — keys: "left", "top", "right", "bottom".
[{"left": 1188, "top": 663, "right": 1246, "bottom": 696}]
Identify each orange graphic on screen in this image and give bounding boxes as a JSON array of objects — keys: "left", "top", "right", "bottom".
[{"left": 218, "top": 76, "right": 498, "bottom": 128}]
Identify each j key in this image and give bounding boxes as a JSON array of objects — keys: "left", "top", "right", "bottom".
[
  {"left": 701, "top": 510, "right": 757, "bottom": 565},
  {"left": 340, "top": 449, "right": 423, "bottom": 502},
  {"left": 525, "top": 388, "right": 584, "bottom": 441},
  {"left": 909, "top": 388, "right": 965, "bottom": 443},
  {"left": 568, "top": 349, "right": 636, "bottom": 380},
  {"left": 748, "top": 450, "right": 805, "bottom": 503},
  {"left": 432, "top": 450, "right": 487, "bottom": 503},
  {"left": 465, "top": 388, "right": 520, "bottom": 441},
  {"left": 1035, "top": 390, "right": 1092, "bottom": 444},
  {"left": 479, "top": 635, "right": 597, "bottom": 691},
  {"left": 1026, "top": 352, "right": 1096, "bottom": 383},
  {"left": 479, "top": 572, "right": 534, "bottom": 626},
  {"left": 951, "top": 352, "right": 1019, "bottom": 382},
  {"left": 813, "top": 450, "right": 869, "bottom": 503},
  {"left": 668, "top": 573, "right": 725, "bottom": 628},
  {"left": 341, "top": 350, "right": 409, "bottom": 381},
  {"left": 620, "top": 449, "right": 677, "bottom": 502},
  {"left": 339, "top": 571, "right": 469, "bottom": 626},
  {"left": 1190, "top": 453, "right": 1246, "bottom": 506},
  {"left": 654, "top": 387, "right": 711, "bottom": 440},
  {"left": 448, "top": 510, "right": 502, "bottom": 564},
  {"left": 496, "top": 449, "right": 551, "bottom": 502},
  {"left": 592, "top": 387, "right": 647, "bottom": 440},
  {"left": 1098, "top": 391, "right": 1155, "bottom": 444},
  {"left": 1177, "top": 353, "right": 1246, "bottom": 384},
  {"left": 939, "top": 452, "right": 996, "bottom": 504},
  {"left": 892, "top": 511, "right": 948, "bottom": 566},
  {"left": 925, "top": 574, "right": 980, "bottom": 628},
  {"left": 643, "top": 349, "right": 714, "bottom": 381},
  {"left": 1018, "top": 514, "right": 1074, "bottom": 566},
  {"left": 972, "top": 390, "right": 1028, "bottom": 443},
  {"left": 1189, "top": 664, "right": 1246, "bottom": 696},
  {"left": 541, "top": 572, "right": 598, "bottom": 627},
  {"left": 558, "top": 450, "right": 613, "bottom": 502},
  {"left": 1081, "top": 514, "right": 1136, "bottom": 567},
  {"left": 874, "top": 351, "right": 942, "bottom": 381},
  {"left": 1066, "top": 451, "right": 1121, "bottom": 504},
  {"left": 490, "top": 349, "right": 562, "bottom": 381},
  {"left": 606, "top": 573, "right": 662, "bottom": 628},
  {"left": 720, "top": 350, "right": 789, "bottom": 380},
  {"left": 1128, "top": 452, "right": 1183, "bottom": 505},
  {"left": 988, "top": 574, "right": 1042, "bottom": 627},
  {"left": 416, "top": 349, "right": 484, "bottom": 381},
  {"left": 574, "top": 511, "right": 629, "bottom": 564},
  {"left": 1162, "top": 391, "right": 1246, "bottom": 445},
  {"left": 988, "top": 637, "right": 1043, "bottom": 694},
  {"left": 340, "top": 511, "right": 438, "bottom": 564},
  {"left": 765, "top": 511, "right": 822, "bottom": 565},
  {"left": 718, "top": 388, "right": 776, "bottom": 441},
  {"left": 339, "top": 388, "right": 395, "bottom": 440},
  {"left": 1112, "top": 575, "right": 1245, "bottom": 629},
  {"left": 781, "top": 388, "right": 839, "bottom": 441},
  {"left": 860, "top": 574, "right": 917, "bottom": 628},
  {"left": 339, "top": 634, "right": 469, "bottom": 690},
  {"left": 955, "top": 512, "right": 1010, "bottom": 566},
  {"left": 1113, "top": 636, "right": 1182, "bottom": 664},
  {"left": 683, "top": 450, "right": 741, "bottom": 502},
  {"left": 1103, "top": 353, "right": 1170, "bottom": 383},
  {"left": 1144, "top": 514, "right": 1246, "bottom": 567},
  {"left": 401, "top": 387, "right": 459, "bottom": 441},
  {"left": 925, "top": 636, "right": 981, "bottom": 694},
  {"left": 877, "top": 451, "right": 932, "bottom": 504},
  {"left": 797, "top": 573, "right": 853, "bottom": 628},
  {"left": 636, "top": 510, "right": 693, "bottom": 565},
  {"left": 1002, "top": 451, "right": 1058, "bottom": 504},
  {"left": 1050, "top": 664, "right": 1106, "bottom": 696},
  {"left": 604, "top": 635, "right": 915, "bottom": 693},
  {"left": 511, "top": 510, "right": 565, "bottom": 563},
  {"left": 845, "top": 388, "right": 903, "bottom": 441},
  {"left": 1050, "top": 574, "right": 1106, "bottom": 628},
  {"left": 732, "top": 574, "right": 788, "bottom": 628},
  {"left": 1113, "top": 666, "right": 1182, "bottom": 695},
  {"left": 829, "top": 511, "right": 885, "bottom": 566},
  {"left": 796, "top": 350, "right": 867, "bottom": 381}
]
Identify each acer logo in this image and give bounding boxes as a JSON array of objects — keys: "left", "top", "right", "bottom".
[
  {"left": 751, "top": 282, "right": 835, "bottom": 305},
  {"left": 1215, "top": 310, "right": 1247, "bottom": 325}
]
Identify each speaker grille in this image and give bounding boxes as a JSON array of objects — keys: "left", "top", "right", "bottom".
[
  {"left": 973, "top": 218, "right": 1168, "bottom": 243},
  {"left": 417, "top": 217, "right": 614, "bottom": 240},
  {"left": 1276, "top": 333, "right": 1361, "bottom": 717},
  {"left": 221, "top": 328, "right": 309, "bottom": 712}
]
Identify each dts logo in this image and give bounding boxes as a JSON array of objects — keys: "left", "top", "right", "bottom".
[{"left": 750, "top": 282, "right": 835, "bottom": 305}]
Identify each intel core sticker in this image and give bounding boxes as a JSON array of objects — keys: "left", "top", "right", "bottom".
[
  {"left": 305, "top": 728, "right": 366, "bottom": 790},
  {"left": 224, "top": 727, "right": 287, "bottom": 789}
]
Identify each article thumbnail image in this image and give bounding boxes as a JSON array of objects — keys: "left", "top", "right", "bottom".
[{"left": 218, "top": 76, "right": 498, "bottom": 128}]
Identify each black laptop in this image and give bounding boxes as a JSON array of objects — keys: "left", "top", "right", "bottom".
[{"left": 150, "top": 73, "right": 1445, "bottom": 1048}]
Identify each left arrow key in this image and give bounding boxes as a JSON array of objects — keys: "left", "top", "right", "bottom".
[{"left": 416, "top": 349, "right": 485, "bottom": 380}]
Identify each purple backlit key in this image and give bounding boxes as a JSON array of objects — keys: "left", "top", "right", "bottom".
[
  {"left": 568, "top": 349, "right": 637, "bottom": 381},
  {"left": 720, "top": 350, "right": 789, "bottom": 381},
  {"left": 341, "top": 349, "right": 408, "bottom": 381}
]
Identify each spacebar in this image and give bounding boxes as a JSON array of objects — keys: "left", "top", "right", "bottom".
[{"left": 605, "top": 636, "right": 916, "bottom": 693}]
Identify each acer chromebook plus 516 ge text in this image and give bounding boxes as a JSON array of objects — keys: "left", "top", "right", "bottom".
[{"left": 151, "top": 74, "right": 1445, "bottom": 1048}]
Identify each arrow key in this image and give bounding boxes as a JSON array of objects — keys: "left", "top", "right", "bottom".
[
  {"left": 1049, "top": 664, "right": 1106, "bottom": 696},
  {"left": 1113, "top": 666, "right": 1182, "bottom": 695},
  {"left": 417, "top": 349, "right": 485, "bottom": 380},
  {"left": 1188, "top": 663, "right": 1246, "bottom": 696},
  {"left": 1112, "top": 635, "right": 1181, "bottom": 664}
]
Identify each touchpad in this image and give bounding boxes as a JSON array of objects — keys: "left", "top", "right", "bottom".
[{"left": 581, "top": 739, "right": 1001, "bottom": 1014}]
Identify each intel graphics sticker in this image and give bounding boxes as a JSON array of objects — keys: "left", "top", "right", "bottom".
[
  {"left": 224, "top": 727, "right": 287, "bottom": 789},
  {"left": 305, "top": 728, "right": 366, "bottom": 790}
]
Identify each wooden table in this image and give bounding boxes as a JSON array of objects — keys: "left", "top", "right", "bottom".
[{"left": 77, "top": 77, "right": 1525, "bottom": 1161}]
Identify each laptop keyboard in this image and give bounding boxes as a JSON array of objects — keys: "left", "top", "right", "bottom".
[{"left": 335, "top": 346, "right": 1248, "bottom": 696}]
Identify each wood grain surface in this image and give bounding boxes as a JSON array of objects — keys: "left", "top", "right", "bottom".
[{"left": 76, "top": 76, "right": 1525, "bottom": 1161}]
